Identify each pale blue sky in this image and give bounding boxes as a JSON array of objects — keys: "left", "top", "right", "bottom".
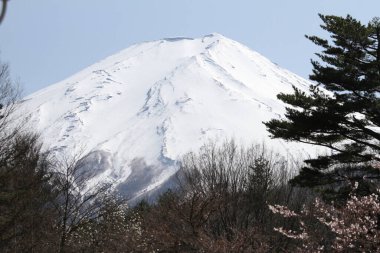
[{"left": 0, "top": 0, "right": 379, "bottom": 95}]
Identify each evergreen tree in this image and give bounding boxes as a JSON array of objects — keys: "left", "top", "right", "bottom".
[{"left": 265, "top": 14, "right": 380, "bottom": 199}]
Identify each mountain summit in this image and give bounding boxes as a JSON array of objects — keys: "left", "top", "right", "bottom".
[{"left": 20, "top": 34, "right": 318, "bottom": 200}]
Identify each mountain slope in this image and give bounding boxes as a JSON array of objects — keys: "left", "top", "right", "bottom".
[{"left": 19, "top": 33, "right": 320, "bottom": 200}]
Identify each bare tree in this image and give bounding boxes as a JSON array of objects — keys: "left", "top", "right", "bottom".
[
  {"left": 49, "top": 152, "right": 115, "bottom": 253},
  {"left": 135, "top": 140, "right": 315, "bottom": 252},
  {"left": 0, "top": 59, "right": 52, "bottom": 253},
  {"left": 178, "top": 140, "right": 296, "bottom": 235},
  {"left": 0, "top": 59, "right": 21, "bottom": 142},
  {"left": 0, "top": 132, "right": 56, "bottom": 253}
]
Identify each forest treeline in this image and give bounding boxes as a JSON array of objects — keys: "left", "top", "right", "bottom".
[
  {"left": 0, "top": 107, "right": 323, "bottom": 253},
  {"left": 1, "top": 13, "right": 380, "bottom": 252}
]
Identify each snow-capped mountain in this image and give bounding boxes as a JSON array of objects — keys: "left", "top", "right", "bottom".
[{"left": 19, "top": 33, "right": 319, "bottom": 201}]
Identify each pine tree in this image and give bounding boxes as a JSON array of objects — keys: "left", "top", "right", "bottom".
[{"left": 264, "top": 14, "right": 380, "bottom": 199}]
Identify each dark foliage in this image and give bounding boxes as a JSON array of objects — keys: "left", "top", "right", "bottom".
[{"left": 265, "top": 14, "right": 380, "bottom": 199}]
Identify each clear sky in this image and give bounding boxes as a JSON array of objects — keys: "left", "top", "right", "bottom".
[{"left": 0, "top": 0, "right": 379, "bottom": 95}]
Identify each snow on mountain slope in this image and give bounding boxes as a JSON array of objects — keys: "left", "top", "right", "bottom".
[{"left": 19, "top": 33, "right": 321, "bottom": 201}]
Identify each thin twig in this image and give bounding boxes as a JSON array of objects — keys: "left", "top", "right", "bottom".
[{"left": 0, "top": 0, "right": 7, "bottom": 25}]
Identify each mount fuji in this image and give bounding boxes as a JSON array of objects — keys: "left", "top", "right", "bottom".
[{"left": 19, "top": 33, "right": 320, "bottom": 201}]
